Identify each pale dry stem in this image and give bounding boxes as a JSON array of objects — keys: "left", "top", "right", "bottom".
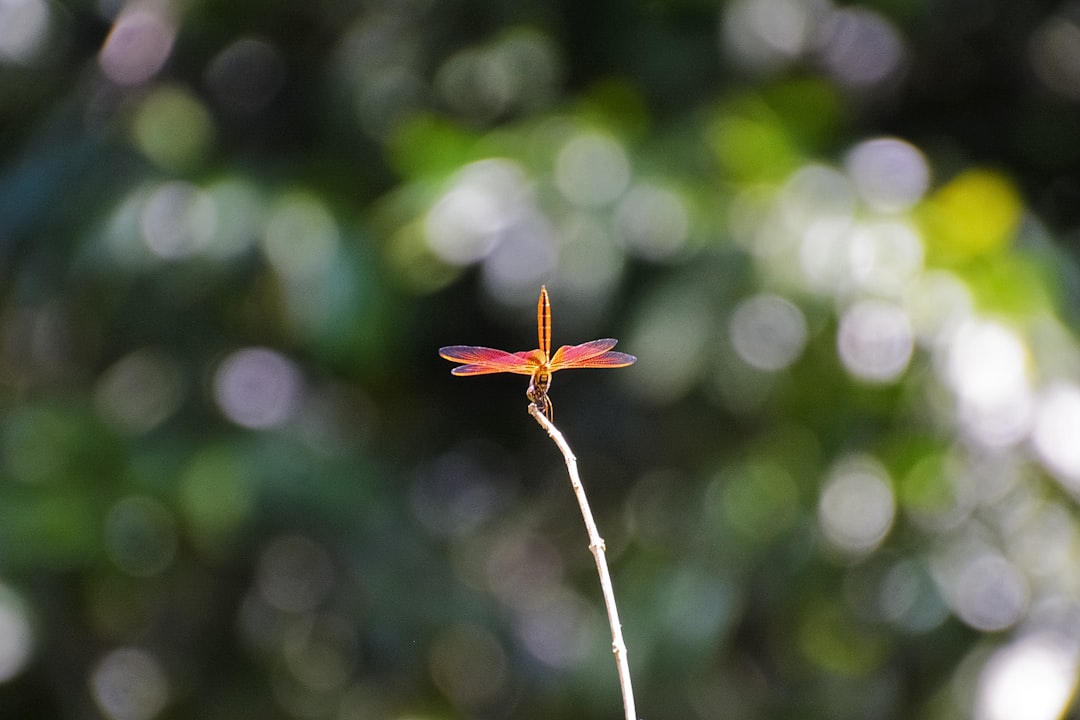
[{"left": 528, "top": 403, "right": 638, "bottom": 720}]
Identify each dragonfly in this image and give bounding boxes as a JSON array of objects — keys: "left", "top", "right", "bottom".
[{"left": 439, "top": 286, "right": 636, "bottom": 419}]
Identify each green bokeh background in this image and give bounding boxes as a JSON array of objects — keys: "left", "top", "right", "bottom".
[{"left": 3, "top": 1, "right": 1080, "bottom": 719}]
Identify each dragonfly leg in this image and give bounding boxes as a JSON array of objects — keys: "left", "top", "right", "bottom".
[{"left": 526, "top": 380, "right": 554, "bottom": 420}]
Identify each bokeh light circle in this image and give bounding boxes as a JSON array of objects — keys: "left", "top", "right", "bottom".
[
  {"left": 426, "top": 160, "right": 532, "bottom": 265},
  {"left": 89, "top": 647, "right": 169, "bottom": 720},
  {"left": 837, "top": 300, "right": 913, "bottom": 382},
  {"left": 1031, "top": 382, "right": 1080, "bottom": 489},
  {"left": 257, "top": 535, "right": 335, "bottom": 613},
  {"left": 0, "top": 0, "right": 50, "bottom": 64},
  {"left": 975, "top": 633, "right": 1079, "bottom": 720},
  {"left": 818, "top": 455, "right": 895, "bottom": 555},
  {"left": 104, "top": 496, "right": 178, "bottom": 577},
  {"left": 555, "top": 133, "right": 631, "bottom": 207},
  {"left": 845, "top": 137, "right": 930, "bottom": 212},
  {"left": 729, "top": 293, "right": 808, "bottom": 371},
  {"left": 98, "top": 8, "right": 175, "bottom": 86},
  {"left": 615, "top": 183, "right": 689, "bottom": 261},
  {"left": 212, "top": 347, "right": 303, "bottom": 429},
  {"left": 140, "top": 182, "right": 217, "bottom": 259},
  {"left": 0, "top": 584, "right": 33, "bottom": 683}
]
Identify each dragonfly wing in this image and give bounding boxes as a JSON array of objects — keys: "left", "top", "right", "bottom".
[
  {"left": 549, "top": 339, "right": 637, "bottom": 370},
  {"left": 439, "top": 346, "right": 538, "bottom": 375}
]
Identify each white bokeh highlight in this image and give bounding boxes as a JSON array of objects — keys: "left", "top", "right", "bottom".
[
  {"left": 975, "top": 633, "right": 1079, "bottom": 720},
  {"left": 0, "top": 0, "right": 50, "bottom": 64},
  {"left": 555, "top": 134, "right": 631, "bottom": 207},
  {"left": 818, "top": 455, "right": 895, "bottom": 555},
  {"left": 942, "top": 320, "right": 1032, "bottom": 446},
  {"left": 0, "top": 584, "right": 33, "bottom": 683},
  {"left": 845, "top": 137, "right": 930, "bottom": 212},
  {"left": 426, "top": 160, "right": 534, "bottom": 265},
  {"left": 729, "top": 293, "right": 808, "bottom": 371},
  {"left": 837, "top": 300, "right": 913, "bottom": 382},
  {"left": 213, "top": 348, "right": 303, "bottom": 429},
  {"left": 89, "top": 647, "right": 169, "bottom": 720}
]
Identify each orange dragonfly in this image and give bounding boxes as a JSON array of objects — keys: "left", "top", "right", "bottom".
[{"left": 439, "top": 286, "right": 636, "bottom": 419}]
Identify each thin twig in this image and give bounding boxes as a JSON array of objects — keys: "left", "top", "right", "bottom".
[{"left": 528, "top": 403, "right": 638, "bottom": 720}]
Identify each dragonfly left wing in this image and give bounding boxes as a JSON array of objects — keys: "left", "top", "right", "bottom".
[{"left": 438, "top": 346, "right": 539, "bottom": 376}]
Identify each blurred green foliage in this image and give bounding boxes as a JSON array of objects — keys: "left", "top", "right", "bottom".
[{"left": 3, "top": 1, "right": 1080, "bottom": 719}]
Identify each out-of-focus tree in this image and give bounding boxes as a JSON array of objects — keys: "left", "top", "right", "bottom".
[{"left": 2, "top": 1, "right": 1080, "bottom": 720}]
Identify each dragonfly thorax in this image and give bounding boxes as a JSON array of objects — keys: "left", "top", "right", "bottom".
[{"left": 527, "top": 368, "right": 553, "bottom": 419}]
